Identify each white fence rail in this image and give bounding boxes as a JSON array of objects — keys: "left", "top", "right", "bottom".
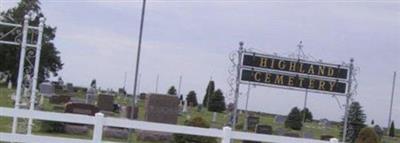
[{"left": 0, "top": 107, "right": 339, "bottom": 143}]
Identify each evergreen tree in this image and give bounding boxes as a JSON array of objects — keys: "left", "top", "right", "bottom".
[
  {"left": 167, "top": 86, "right": 177, "bottom": 95},
  {"left": 202, "top": 80, "right": 215, "bottom": 107},
  {"left": 207, "top": 89, "right": 226, "bottom": 113},
  {"left": 300, "top": 108, "right": 313, "bottom": 122},
  {"left": 0, "top": 0, "right": 63, "bottom": 84},
  {"left": 340, "top": 102, "right": 367, "bottom": 143},
  {"left": 389, "top": 121, "right": 395, "bottom": 137},
  {"left": 355, "top": 127, "right": 379, "bottom": 143},
  {"left": 285, "top": 107, "right": 303, "bottom": 130},
  {"left": 186, "top": 90, "right": 198, "bottom": 107}
]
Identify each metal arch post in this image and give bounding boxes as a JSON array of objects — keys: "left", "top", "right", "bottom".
[
  {"left": 232, "top": 42, "right": 244, "bottom": 131},
  {"left": 27, "top": 18, "right": 45, "bottom": 135},
  {"left": 342, "top": 58, "right": 354, "bottom": 143},
  {"left": 11, "top": 15, "right": 30, "bottom": 134}
]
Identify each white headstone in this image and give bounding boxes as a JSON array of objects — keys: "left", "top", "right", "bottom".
[
  {"left": 86, "top": 87, "right": 97, "bottom": 104},
  {"left": 8, "top": 80, "right": 12, "bottom": 89},
  {"left": 182, "top": 100, "right": 187, "bottom": 113}
]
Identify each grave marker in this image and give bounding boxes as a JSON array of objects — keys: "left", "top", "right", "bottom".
[{"left": 97, "top": 94, "right": 114, "bottom": 112}]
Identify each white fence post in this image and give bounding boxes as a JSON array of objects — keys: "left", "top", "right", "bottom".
[
  {"left": 330, "top": 138, "right": 339, "bottom": 143},
  {"left": 221, "top": 126, "right": 232, "bottom": 143},
  {"left": 93, "top": 113, "right": 104, "bottom": 143}
]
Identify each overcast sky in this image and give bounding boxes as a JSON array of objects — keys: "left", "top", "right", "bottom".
[{"left": 1, "top": 0, "right": 399, "bottom": 127}]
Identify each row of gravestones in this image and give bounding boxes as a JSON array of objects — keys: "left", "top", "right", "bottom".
[
  {"left": 46, "top": 92, "right": 178, "bottom": 141},
  {"left": 244, "top": 115, "right": 334, "bottom": 142}
]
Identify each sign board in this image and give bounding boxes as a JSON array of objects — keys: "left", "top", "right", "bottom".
[
  {"left": 240, "top": 52, "right": 349, "bottom": 95},
  {"left": 242, "top": 52, "right": 349, "bottom": 80}
]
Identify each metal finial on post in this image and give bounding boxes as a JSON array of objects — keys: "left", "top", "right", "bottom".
[
  {"left": 342, "top": 58, "right": 355, "bottom": 143},
  {"left": 232, "top": 41, "right": 244, "bottom": 131},
  {"left": 12, "top": 14, "right": 31, "bottom": 134}
]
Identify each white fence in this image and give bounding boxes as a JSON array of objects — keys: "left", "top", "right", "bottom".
[{"left": 0, "top": 107, "right": 339, "bottom": 143}]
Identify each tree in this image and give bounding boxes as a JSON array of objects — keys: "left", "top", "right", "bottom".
[
  {"left": 167, "top": 86, "right": 177, "bottom": 95},
  {"left": 186, "top": 90, "right": 198, "bottom": 107},
  {"left": 173, "top": 116, "right": 217, "bottom": 143},
  {"left": 207, "top": 89, "right": 226, "bottom": 113},
  {"left": 300, "top": 108, "right": 313, "bottom": 122},
  {"left": 202, "top": 80, "right": 215, "bottom": 107},
  {"left": 340, "top": 102, "right": 367, "bottom": 143},
  {"left": 355, "top": 127, "right": 379, "bottom": 143},
  {"left": 389, "top": 121, "right": 395, "bottom": 137},
  {"left": 285, "top": 107, "right": 303, "bottom": 130},
  {"left": 0, "top": 0, "right": 63, "bottom": 85}
]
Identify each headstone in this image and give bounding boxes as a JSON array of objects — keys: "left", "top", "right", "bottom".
[
  {"left": 284, "top": 132, "right": 300, "bottom": 138},
  {"left": 144, "top": 94, "right": 179, "bottom": 124},
  {"left": 256, "top": 125, "right": 272, "bottom": 134},
  {"left": 243, "top": 124, "right": 272, "bottom": 143},
  {"left": 49, "top": 95, "right": 71, "bottom": 104},
  {"left": 320, "top": 135, "right": 334, "bottom": 141},
  {"left": 65, "top": 83, "right": 74, "bottom": 93},
  {"left": 303, "top": 132, "right": 314, "bottom": 139},
  {"left": 39, "top": 82, "right": 55, "bottom": 97},
  {"left": 123, "top": 106, "right": 138, "bottom": 119},
  {"left": 97, "top": 94, "right": 114, "bottom": 112},
  {"left": 70, "top": 97, "right": 85, "bottom": 104},
  {"left": 86, "top": 87, "right": 96, "bottom": 104},
  {"left": 137, "top": 94, "right": 179, "bottom": 142},
  {"left": 274, "top": 115, "right": 286, "bottom": 124},
  {"left": 247, "top": 116, "right": 260, "bottom": 131},
  {"left": 104, "top": 127, "right": 129, "bottom": 139},
  {"left": 64, "top": 103, "right": 99, "bottom": 134},
  {"left": 319, "top": 119, "right": 332, "bottom": 128},
  {"left": 8, "top": 80, "right": 12, "bottom": 89},
  {"left": 275, "top": 128, "right": 286, "bottom": 135},
  {"left": 182, "top": 100, "right": 187, "bottom": 113}
]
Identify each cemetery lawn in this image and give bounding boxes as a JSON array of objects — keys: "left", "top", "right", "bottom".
[{"left": 0, "top": 86, "right": 399, "bottom": 143}]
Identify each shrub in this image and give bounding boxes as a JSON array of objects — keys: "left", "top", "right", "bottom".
[
  {"left": 40, "top": 121, "right": 65, "bottom": 133},
  {"left": 174, "top": 117, "right": 217, "bottom": 143},
  {"left": 355, "top": 127, "right": 379, "bottom": 143}
]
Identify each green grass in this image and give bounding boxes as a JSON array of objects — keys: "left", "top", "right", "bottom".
[{"left": 1, "top": 85, "right": 400, "bottom": 143}]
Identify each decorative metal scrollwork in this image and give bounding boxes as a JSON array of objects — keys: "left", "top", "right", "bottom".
[{"left": 0, "top": 26, "right": 23, "bottom": 43}]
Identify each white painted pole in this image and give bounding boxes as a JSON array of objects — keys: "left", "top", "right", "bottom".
[
  {"left": 27, "top": 17, "right": 45, "bottom": 135},
  {"left": 232, "top": 42, "right": 244, "bottom": 130},
  {"left": 11, "top": 15, "right": 30, "bottom": 134},
  {"left": 342, "top": 58, "right": 354, "bottom": 143},
  {"left": 222, "top": 126, "right": 232, "bottom": 143},
  {"left": 387, "top": 71, "right": 396, "bottom": 135},
  {"left": 93, "top": 113, "right": 104, "bottom": 143}
]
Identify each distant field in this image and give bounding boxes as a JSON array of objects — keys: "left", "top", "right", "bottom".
[{"left": 0, "top": 85, "right": 399, "bottom": 143}]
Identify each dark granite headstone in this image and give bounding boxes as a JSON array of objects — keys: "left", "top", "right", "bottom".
[
  {"left": 39, "top": 82, "right": 55, "bottom": 97},
  {"left": 274, "top": 115, "right": 286, "bottom": 124},
  {"left": 97, "top": 94, "right": 114, "bottom": 111},
  {"left": 49, "top": 95, "right": 71, "bottom": 104},
  {"left": 104, "top": 127, "right": 129, "bottom": 139},
  {"left": 256, "top": 125, "right": 272, "bottom": 134},
  {"left": 65, "top": 103, "right": 99, "bottom": 116},
  {"left": 275, "top": 128, "right": 286, "bottom": 135},
  {"left": 303, "top": 132, "right": 314, "bottom": 139},
  {"left": 247, "top": 116, "right": 260, "bottom": 131},
  {"left": 144, "top": 94, "right": 179, "bottom": 124},
  {"left": 243, "top": 124, "right": 272, "bottom": 143},
  {"left": 320, "top": 135, "right": 334, "bottom": 141},
  {"left": 138, "top": 94, "right": 179, "bottom": 142},
  {"left": 124, "top": 106, "right": 138, "bottom": 119},
  {"left": 284, "top": 132, "right": 300, "bottom": 138},
  {"left": 64, "top": 103, "right": 99, "bottom": 134}
]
